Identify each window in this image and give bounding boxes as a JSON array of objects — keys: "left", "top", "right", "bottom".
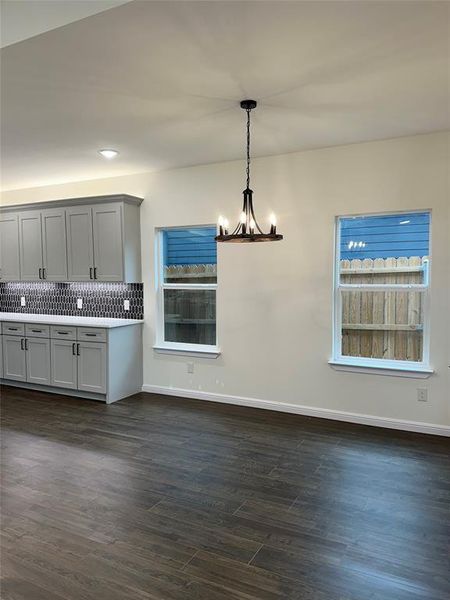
[
  {"left": 332, "top": 211, "right": 431, "bottom": 372},
  {"left": 156, "top": 226, "right": 218, "bottom": 354}
]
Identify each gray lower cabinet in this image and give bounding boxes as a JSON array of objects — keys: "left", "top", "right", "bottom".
[
  {"left": 51, "top": 339, "right": 77, "bottom": 389},
  {"left": 0, "top": 213, "right": 20, "bottom": 281},
  {"left": 2, "top": 335, "right": 27, "bottom": 381},
  {"left": 66, "top": 205, "right": 95, "bottom": 281},
  {"left": 19, "top": 211, "right": 43, "bottom": 281},
  {"left": 77, "top": 341, "right": 107, "bottom": 394},
  {"left": 1, "top": 321, "right": 142, "bottom": 402},
  {"left": 26, "top": 337, "right": 51, "bottom": 385}
]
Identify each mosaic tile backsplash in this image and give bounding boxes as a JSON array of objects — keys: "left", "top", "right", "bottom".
[{"left": 0, "top": 282, "right": 143, "bottom": 320}]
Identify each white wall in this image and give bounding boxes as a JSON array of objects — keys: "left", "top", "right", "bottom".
[{"left": 2, "top": 132, "right": 449, "bottom": 429}]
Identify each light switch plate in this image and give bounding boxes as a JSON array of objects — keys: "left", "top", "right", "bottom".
[
  {"left": 124, "top": 299, "right": 130, "bottom": 311},
  {"left": 20, "top": 296, "right": 26, "bottom": 306},
  {"left": 77, "top": 298, "right": 83, "bottom": 309}
]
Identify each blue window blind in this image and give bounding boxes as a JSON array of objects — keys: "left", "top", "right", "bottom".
[
  {"left": 163, "top": 227, "right": 217, "bottom": 266},
  {"left": 339, "top": 212, "right": 430, "bottom": 260}
]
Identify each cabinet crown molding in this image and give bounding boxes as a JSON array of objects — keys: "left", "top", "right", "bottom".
[{"left": 0, "top": 194, "right": 143, "bottom": 213}]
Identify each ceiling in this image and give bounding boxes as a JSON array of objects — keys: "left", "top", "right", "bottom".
[
  {"left": 0, "top": 0, "right": 132, "bottom": 48},
  {"left": 1, "top": 0, "right": 448, "bottom": 191}
]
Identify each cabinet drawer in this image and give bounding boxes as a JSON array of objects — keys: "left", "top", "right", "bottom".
[
  {"left": 2, "top": 322, "right": 24, "bottom": 336},
  {"left": 25, "top": 324, "right": 50, "bottom": 338},
  {"left": 77, "top": 327, "right": 107, "bottom": 342},
  {"left": 50, "top": 325, "right": 76, "bottom": 340}
]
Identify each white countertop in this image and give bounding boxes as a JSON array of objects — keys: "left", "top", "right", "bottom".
[{"left": 0, "top": 313, "right": 143, "bottom": 328}]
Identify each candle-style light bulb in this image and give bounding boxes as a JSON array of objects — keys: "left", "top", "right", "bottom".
[
  {"left": 218, "top": 215, "right": 224, "bottom": 236},
  {"left": 240, "top": 211, "right": 247, "bottom": 234},
  {"left": 269, "top": 213, "right": 277, "bottom": 235},
  {"left": 223, "top": 218, "right": 229, "bottom": 235},
  {"left": 249, "top": 218, "right": 256, "bottom": 233}
]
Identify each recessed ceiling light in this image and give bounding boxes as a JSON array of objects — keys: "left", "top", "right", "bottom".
[{"left": 98, "top": 149, "right": 119, "bottom": 159}]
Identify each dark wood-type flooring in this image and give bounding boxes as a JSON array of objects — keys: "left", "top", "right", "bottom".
[{"left": 1, "top": 385, "right": 449, "bottom": 600}]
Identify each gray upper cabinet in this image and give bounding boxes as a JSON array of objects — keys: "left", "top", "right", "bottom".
[
  {"left": 0, "top": 213, "right": 21, "bottom": 281},
  {"left": 92, "top": 203, "right": 124, "bottom": 281},
  {"left": 19, "top": 211, "right": 43, "bottom": 281},
  {"left": 41, "top": 208, "right": 68, "bottom": 281},
  {"left": 66, "top": 205, "right": 95, "bottom": 281},
  {"left": 1, "top": 195, "right": 142, "bottom": 283}
]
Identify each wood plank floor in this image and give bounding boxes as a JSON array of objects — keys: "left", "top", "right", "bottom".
[{"left": 1, "top": 385, "right": 449, "bottom": 600}]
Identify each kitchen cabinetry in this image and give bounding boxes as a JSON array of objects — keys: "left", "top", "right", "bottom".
[
  {"left": 26, "top": 337, "right": 51, "bottom": 385},
  {"left": 50, "top": 339, "right": 78, "bottom": 389},
  {"left": 18, "top": 208, "right": 68, "bottom": 281},
  {"left": 1, "top": 317, "right": 142, "bottom": 403},
  {"left": 2, "top": 335, "right": 27, "bottom": 381},
  {"left": 66, "top": 205, "right": 95, "bottom": 281},
  {"left": 0, "top": 212, "right": 20, "bottom": 281},
  {"left": 1, "top": 195, "right": 142, "bottom": 283},
  {"left": 77, "top": 341, "right": 107, "bottom": 394},
  {"left": 18, "top": 211, "right": 42, "bottom": 281},
  {"left": 41, "top": 208, "right": 68, "bottom": 281}
]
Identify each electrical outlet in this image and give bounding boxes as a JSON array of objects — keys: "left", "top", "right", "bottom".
[
  {"left": 20, "top": 296, "right": 26, "bottom": 307},
  {"left": 77, "top": 298, "right": 83, "bottom": 309},
  {"left": 417, "top": 388, "right": 428, "bottom": 402},
  {"left": 187, "top": 362, "right": 194, "bottom": 374},
  {"left": 124, "top": 299, "right": 130, "bottom": 311}
]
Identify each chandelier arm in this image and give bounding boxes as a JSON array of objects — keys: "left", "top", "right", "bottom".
[{"left": 249, "top": 202, "right": 265, "bottom": 234}]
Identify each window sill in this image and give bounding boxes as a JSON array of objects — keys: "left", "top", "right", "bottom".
[
  {"left": 153, "top": 345, "right": 221, "bottom": 358},
  {"left": 328, "top": 359, "right": 434, "bottom": 378}
]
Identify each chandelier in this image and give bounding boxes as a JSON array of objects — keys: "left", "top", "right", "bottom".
[{"left": 215, "top": 100, "right": 283, "bottom": 243}]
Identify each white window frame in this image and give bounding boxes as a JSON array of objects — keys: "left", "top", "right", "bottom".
[
  {"left": 154, "top": 225, "right": 220, "bottom": 357},
  {"left": 330, "top": 210, "right": 433, "bottom": 377}
]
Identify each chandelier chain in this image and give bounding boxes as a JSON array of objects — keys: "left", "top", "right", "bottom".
[{"left": 246, "top": 108, "right": 251, "bottom": 189}]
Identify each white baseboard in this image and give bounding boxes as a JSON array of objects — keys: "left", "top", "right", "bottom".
[{"left": 142, "top": 384, "right": 450, "bottom": 437}]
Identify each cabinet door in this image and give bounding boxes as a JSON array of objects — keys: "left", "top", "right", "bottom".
[
  {"left": 26, "top": 337, "right": 50, "bottom": 385},
  {"left": 51, "top": 339, "right": 77, "bottom": 389},
  {"left": 2, "top": 336, "right": 26, "bottom": 381},
  {"left": 19, "top": 211, "right": 43, "bottom": 281},
  {"left": 66, "top": 206, "right": 94, "bottom": 281},
  {"left": 41, "top": 208, "right": 68, "bottom": 281},
  {"left": 77, "top": 342, "right": 106, "bottom": 394},
  {"left": 92, "top": 203, "right": 124, "bottom": 281},
  {"left": 0, "top": 213, "right": 21, "bottom": 281},
  {"left": 0, "top": 335, "right": 3, "bottom": 379}
]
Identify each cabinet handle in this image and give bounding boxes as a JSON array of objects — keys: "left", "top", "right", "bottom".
[
  {"left": 31, "top": 329, "right": 42, "bottom": 333},
  {"left": 72, "top": 342, "right": 76, "bottom": 355},
  {"left": 25, "top": 339, "right": 28, "bottom": 350},
  {"left": 94, "top": 267, "right": 98, "bottom": 279},
  {"left": 85, "top": 333, "right": 96, "bottom": 337},
  {"left": 20, "top": 338, "right": 24, "bottom": 350},
  {"left": 8, "top": 327, "right": 18, "bottom": 331},
  {"left": 57, "top": 331, "right": 69, "bottom": 335},
  {"left": 77, "top": 343, "right": 80, "bottom": 356},
  {"left": 42, "top": 267, "right": 46, "bottom": 279},
  {"left": 38, "top": 268, "right": 42, "bottom": 279},
  {"left": 89, "top": 267, "right": 93, "bottom": 279}
]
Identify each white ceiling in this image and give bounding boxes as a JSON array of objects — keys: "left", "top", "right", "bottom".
[
  {"left": 1, "top": 0, "right": 448, "bottom": 191},
  {"left": 0, "top": 0, "right": 132, "bottom": 48}
]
